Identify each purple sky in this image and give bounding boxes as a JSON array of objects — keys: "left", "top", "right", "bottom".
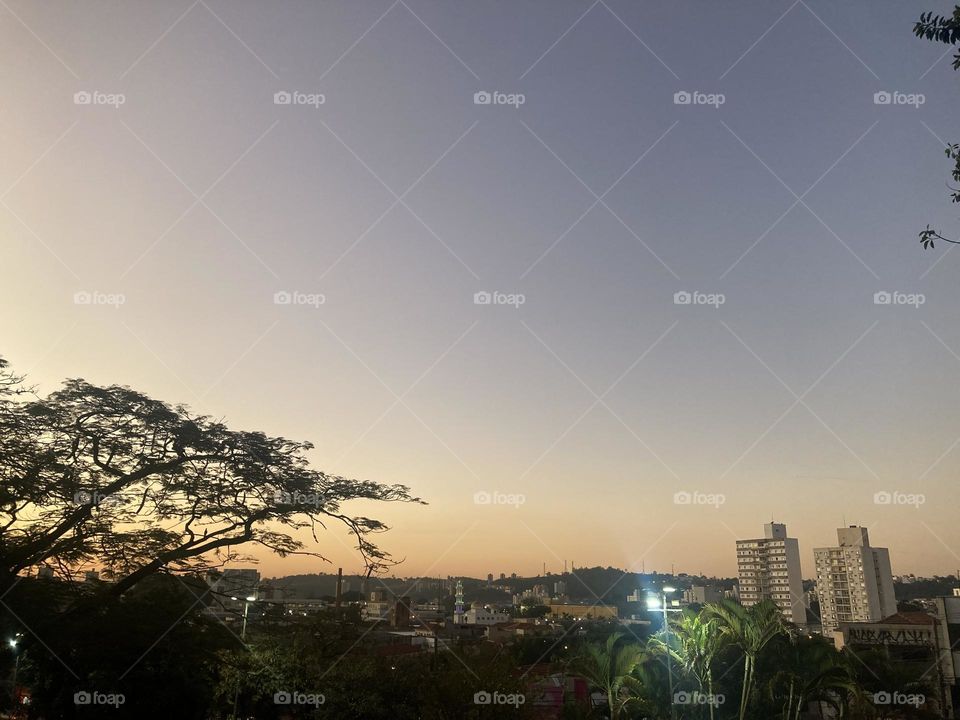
[{"left": 3, "top": 0, "right": 960, "bottom": 580}]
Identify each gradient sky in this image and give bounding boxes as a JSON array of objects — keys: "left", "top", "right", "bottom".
[{"left": 4, "top": 0, "right": 960, "bottom": 581}]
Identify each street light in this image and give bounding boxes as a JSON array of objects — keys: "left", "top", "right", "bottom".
[
  {"left": 648, "top": 588, "right": 678, "bottom": 720},
  {"left": 230, "top": 596, "right": 258, "bottom": 718},
  {"left": 229, "top": 596, "right": 258, "bottom": 641},
  {"left": 8, "top": 633, "right": 22, "bottom": 711}
]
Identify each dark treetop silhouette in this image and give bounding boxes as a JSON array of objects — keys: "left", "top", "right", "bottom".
[{"left": 0, "top": 356, "right": 423, "bottom": 596}]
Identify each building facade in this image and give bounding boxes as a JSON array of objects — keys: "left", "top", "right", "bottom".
[
  {"left": 814, "top": 526, "right": 896, "bottom": 635},
  {"left": 736, "top": 522, "right": 805, "bottom": 625}
]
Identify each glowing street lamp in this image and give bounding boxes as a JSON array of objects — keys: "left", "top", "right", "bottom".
[
  {"left": 648, "top": 588, "right": 678, "bottom": 720},
  {"left": 8, "top": 633, "right": 23, "bottom": 708}
]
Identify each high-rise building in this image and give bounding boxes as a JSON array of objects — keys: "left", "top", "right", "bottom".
[
  {"left": 814, "top": 526, "right": 896, "bottom": 635},
  {"left": 736, "top": 522, "right": 804, "bottom": 625}
]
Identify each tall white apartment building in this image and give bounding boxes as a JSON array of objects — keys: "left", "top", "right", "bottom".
[
  {"left": 814, "top": 526, "right": 896, "bottom": 635},
  {"left": 736, "top": 522, "right": 805, "bottom": 625}
]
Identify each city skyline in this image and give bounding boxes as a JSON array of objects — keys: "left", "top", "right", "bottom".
[{"left": 5, "top": 0, "right": 960, "bottom": 582}]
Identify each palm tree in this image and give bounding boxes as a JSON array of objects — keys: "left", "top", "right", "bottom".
[
  {"left": 765, "top": 634, "right": 858, "bottom": 720},
  {"left": 705, "top": 599, "right": 786, "bottom": 720},
  {"left": 572, "top": 632, "right": 645, "bottom": 720},
  {"left": 663, "top": 612, "right": 727, "bottom": 720}
]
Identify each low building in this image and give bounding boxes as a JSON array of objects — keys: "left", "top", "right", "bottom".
[
  {"left": 546, "top": 603, "right": 618, "bottom": 620},
  {"left": 462, "top": 606, "right": 510, "bottom": 625},
  {"left": 684, "top": 585, "right": 724, "bottom": 605},
  {"left": 835, "top": 609, "right": 956, "bottom": 718}
]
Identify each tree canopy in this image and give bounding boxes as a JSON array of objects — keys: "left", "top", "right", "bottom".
[{"left": 0, "top": 356, "right": 423, "bottom": 596}]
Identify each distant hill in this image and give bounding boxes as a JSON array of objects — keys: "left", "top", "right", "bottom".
[{"left": 267, "top": 568, "right": 737, "bottom": 608}]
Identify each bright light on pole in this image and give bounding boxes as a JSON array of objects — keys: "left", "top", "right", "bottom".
[{"left": 658, "top": 588, "right": 677, "bottom": 720}]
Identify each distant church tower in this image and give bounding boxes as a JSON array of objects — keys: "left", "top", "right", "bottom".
[{"left": 454, "top": 579, "right": 464, "bottom": 624}]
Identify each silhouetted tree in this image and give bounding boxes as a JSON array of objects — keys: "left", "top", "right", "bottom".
[
  {"left": 914, "top": 8, "right": 960, "bottom": 248},
  {"left": 0, "top": 356, "right": 423, "bottom": 597}
]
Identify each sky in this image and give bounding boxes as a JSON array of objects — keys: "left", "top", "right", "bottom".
[{"left": 3, "top": 0, "right": 960, "bottom": 582}]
